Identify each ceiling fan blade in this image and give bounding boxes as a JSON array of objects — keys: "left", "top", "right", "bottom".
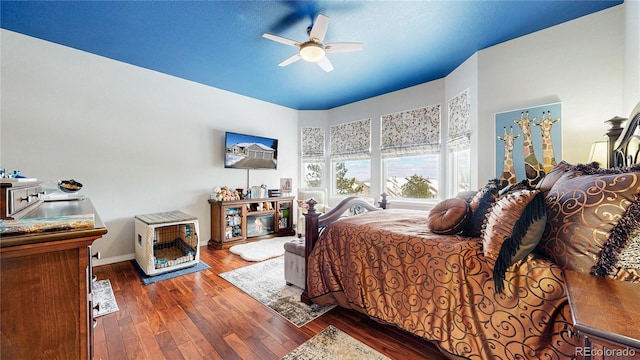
[
  {"left": 325, "top": 42, "right": 363, "bottom": 53},
  {"left": 316, "top": 56, "right": 334, "bottom": 72},
  {"left": 278, "top": 54, "right": 302, "bottom": 67},
  {"left": 309, "top": 14, "right": 329, "bottom": 43},
  {"left": 262, "top": 33, "right": 300, "bottom": 47}
]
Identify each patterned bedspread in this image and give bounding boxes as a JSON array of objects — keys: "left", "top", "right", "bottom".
[{"left": 307, "top": 209, "right": 577, "bottom": 360}]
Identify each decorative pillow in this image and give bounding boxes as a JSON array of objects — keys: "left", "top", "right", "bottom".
[
  {"left": 482, "top": 189, "right": 546, "bottom": 293},
  {"left": 609, "top": 228, "right": 640, "bottom": 282},
  {"left": 455, "top": 190, "right": 477, "bottom": 204},
  {"left": 592, "top": 193, "right": 640, "bottom": 280},
  {"left": 535, "top": 160, "right": 573, "bottom": 195},
  {"left": 462, "top": 179, "right": 501, "bottom": 237},
  {"left": 538, "top": 165, "right": 640, "bottom": 274},
  {"left": 428, "top": 198, "right": 470, "bottom": 235},
  {"left": 498, "top": 179, "right": 531, "bottom": 196}
]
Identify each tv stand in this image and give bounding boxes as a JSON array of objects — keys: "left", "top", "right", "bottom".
[{"left": 208, "top": 196, "right": 295, "bottom": 249}]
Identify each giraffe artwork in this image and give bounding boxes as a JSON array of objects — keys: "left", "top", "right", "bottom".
[
  {"left": 534, "top": 110, "right": 560, "bottom": 173},
  {"left": 514, "top": 111, "right": 546, "bottom": 186},
  {"left": 497, "top": 126, "right": 520, "bottom": 189}
]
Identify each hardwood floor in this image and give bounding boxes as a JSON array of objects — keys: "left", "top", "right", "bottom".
[{"left": 92, "top": 246, "right": 449, "bottom": 360}]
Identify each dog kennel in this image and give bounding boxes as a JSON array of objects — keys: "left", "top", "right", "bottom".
[{"left": 134, "top": 210, "right": 200, "bottom": 276}]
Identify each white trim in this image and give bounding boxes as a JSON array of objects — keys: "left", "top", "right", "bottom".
[{"left": 93, "top": 253, "right": 135, "bottom": 267}]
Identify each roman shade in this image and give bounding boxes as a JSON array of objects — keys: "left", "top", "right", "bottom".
[
  {"left": 330, "top": 118, "right": 371, "bottom": 160},
  {"left": 380, "top": 104, "right": 441, "bottom": 158},
  {"left": 447, "top": 89, "right": 471, "bottom": 150},
  {"left": 301, "top": 127, "right": 325, "bottom": 162}
]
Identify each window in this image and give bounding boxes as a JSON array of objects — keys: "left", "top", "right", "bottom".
[
  {"left": 450, "top": 148, "right": 470, "bottom": 195},
  {"left": 447, "top": 89, "right": 471, "bottom": 197},
  {"left": 302, "top": 162, "right": 323, "bottom": 188},
  {"left": 301, "top": 127, "right": 325, "bottom": 188},
  {"left": 380, "top": 105, "right": 441, "bottom": 200},
  {"left": 334, "top": 159, "right": 371, "bottom": 195},
  {"left": 384, "top": 154, "right": 438, "bottom": 199},
  {"left": 330, "top": 119, "right": 371, "bottom": 195}
]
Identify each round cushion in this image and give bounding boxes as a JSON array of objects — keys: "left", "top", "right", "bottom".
[{"left": 428, "top": 198, "right": 471, "bottom": 235}]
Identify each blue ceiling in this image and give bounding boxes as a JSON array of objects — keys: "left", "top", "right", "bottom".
[{"left": 1, "top": 1, "right": 622, "bottom": 110}]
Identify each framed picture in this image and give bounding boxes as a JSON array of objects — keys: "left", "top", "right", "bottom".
[
  {"left": 280, "top": 178, "right": 292, "bottom": 192},
  {"left": 495, "top": 102, "right": 562, "bottom": 185}
]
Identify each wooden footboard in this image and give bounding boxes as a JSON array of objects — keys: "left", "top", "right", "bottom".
[{"left": 300, "top": 195, "right": 384, "bottom": 304}]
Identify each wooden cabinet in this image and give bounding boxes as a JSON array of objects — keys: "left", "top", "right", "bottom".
[
  {"left": 208, "top": 196, "right": 294, "bottom": 249},
  {"left": 0, "top": 199, "right": 107, "bottom": 360}
]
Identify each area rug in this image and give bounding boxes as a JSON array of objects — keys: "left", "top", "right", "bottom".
[
  {"left": 131, "top": 260, "right": 211, "bottom": 285},
  {"left": 229, "top": 236, "right": 297, "bottom": 262},
  {"left": 219, "top": 256, "right": 334, "bottom": 327},
  {"left": 92, "top": 279, "right": 119, "bottom": 317},
  {"left": 282, "top": 325, "right": 390, "bottom": 360}
]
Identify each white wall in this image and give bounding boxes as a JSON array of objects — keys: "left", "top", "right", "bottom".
[
  {"left": 625, "top": 0, "right": 640, "bottom": 112},
  {"left": 476, "top": 5, "right": 625, "bottom": 184},
  {"left": 317, "top": 4, "right": 627, "bottom": 195},
  {"left": 1, "top": 30, "right": 299, "bottom": 265}
]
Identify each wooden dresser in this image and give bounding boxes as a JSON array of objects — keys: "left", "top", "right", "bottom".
[{"left": 1, "top": 198, "right": 107, "bottom": 360}]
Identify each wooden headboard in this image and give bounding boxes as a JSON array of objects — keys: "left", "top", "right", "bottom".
[{"left": 609, "top": 101, "right": 640, "bottom": 167}]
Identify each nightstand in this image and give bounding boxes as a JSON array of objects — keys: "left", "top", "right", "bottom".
[{"left": 564, "top": 270, "right": 640, "bottom": 359}]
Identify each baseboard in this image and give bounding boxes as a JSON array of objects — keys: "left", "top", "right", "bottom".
[{"left": 93, "top": 253, "right": 135, "bottom": 267}]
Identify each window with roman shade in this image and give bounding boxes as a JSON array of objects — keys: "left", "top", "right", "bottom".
[
  {"left": 380, "top": 105, "right": 441, "bottom": 158},
  {"left": 301, "top": 127, "right": 325, "bottom": 188},
  {"left": 301, "top": 127, "right": 325, "bottom": 162},
  {"left": 447, "top": 89, "right": 471, "bottom": 150},
  {"left": 330, "top": 118, "right": 371, "bottom": 160},
  {"left": 447, "top": 89, "right": 471, "bottom": 197}
]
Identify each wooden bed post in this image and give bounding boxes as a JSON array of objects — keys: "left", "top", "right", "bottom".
[
  {"left": 301, "top": 198, "right": 319, "bottom": 304},
  {"left": 300, "top": 196, "right": 384, "bottom": 304}
]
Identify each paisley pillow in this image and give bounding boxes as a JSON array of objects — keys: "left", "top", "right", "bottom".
[
  {"left": 592, "top": 193, "right": 640, "bottom": 281},
  {"left": 538, "top": 165, "right": 640, "bottom": 274}
]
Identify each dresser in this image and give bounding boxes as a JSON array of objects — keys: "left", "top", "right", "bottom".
[{"left": 1, "top": 198, "right": 107, "bottom": 360}]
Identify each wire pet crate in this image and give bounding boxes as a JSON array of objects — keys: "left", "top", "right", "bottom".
[{"left": 134, "top": 210, "right": 200, "bottom": 276}]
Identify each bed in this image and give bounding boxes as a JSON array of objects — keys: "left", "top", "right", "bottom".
[{"left": 301, "top": 102, "right": 640, "bottom": 360}]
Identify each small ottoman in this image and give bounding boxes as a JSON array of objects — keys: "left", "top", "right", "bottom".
[{"left": 284, "top": 237, "right": 306, "bottom": 289}]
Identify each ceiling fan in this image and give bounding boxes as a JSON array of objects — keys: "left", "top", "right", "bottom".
[{"left": 262, "top": 14, "right": 363, "bottom": 72}]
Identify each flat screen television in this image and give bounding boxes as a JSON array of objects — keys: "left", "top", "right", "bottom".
[{"left": 224, "top": 131, "right": 278, "bottom": 169}]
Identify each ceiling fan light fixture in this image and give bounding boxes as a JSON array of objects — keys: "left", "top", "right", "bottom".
[{"left": 299, "top": 42, "right": 325, "bottom": 62}]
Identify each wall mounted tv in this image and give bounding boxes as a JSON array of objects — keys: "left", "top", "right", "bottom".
[{"left": 224, "top": 131, "right": 278, "bottom": 169}]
